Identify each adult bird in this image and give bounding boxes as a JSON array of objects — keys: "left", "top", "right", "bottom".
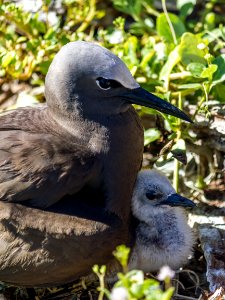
[
  {"left": 129, "top": 170, "right": 195, "bottom": 272},
  {"left": 0, "top": 41, "right": 192, "bottom": 286}
]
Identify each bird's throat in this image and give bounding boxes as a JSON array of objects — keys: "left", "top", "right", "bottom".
[{"left": 48, "top": 109, "right": 110, "bottom": 154}]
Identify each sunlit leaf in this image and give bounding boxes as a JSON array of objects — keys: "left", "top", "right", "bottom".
[
  {"left": 113, "top": 245, "right": 130, "bottom": 269},
  {"left": 212, "top": 83, "right": 225, "bottom": 102},
  {"left": 204, "top": 26, "right": 225, "bottom": 43},
  {"left": 156, "top": 13, "right": 186, "bottom": 43},
  {"left": 178, "top": 83, "right": 202, "bottom": 89},
  {"left": 113, "top": 0, "right": 141, "bottom": 17},
  {"left": 39, "top": 61, "right": 51, "bottom": 75},
  {"left": 177, "top": 0, "right": 196, "bottom": 19},
  {"left": 160, "top": 46, "right": 180, "bottom": 80},
  {"left": 44, "top": 0, "right": 52, "bottom": 5},
  {"left": 144, "top": 128, "right": 161, "bottom": 146},
  {"left": 205, "top": 12, "right": 216, "bottom": 30},
  {"left": 187, "top": 62, "right": 205, "bottom": 78},
  {"left": 160, "top": 287, "right": 175, "bottom": 300},
  {"left": 130, "top": 283, "right": 143, "bottom": 297},
  {"left": 178, "top": 32, "right": 207, "bottom": 65},
  {"left": 200, "top": 64, "right": 217, "bottom": 79},
  {"left": 17, "top": 36, "right": 27, "bottom": 43},
  {"left": 171, "top": 139, "right": 187, "bottom": 165},
  {"left": 2, "top": 51, "right": 16, "bottom": 67},
  {"left": 212, "top": 54, "right": 225, "bottom": 85}
]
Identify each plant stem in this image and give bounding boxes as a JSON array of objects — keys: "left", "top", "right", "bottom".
[
  {"left": 143, "top": 1, "right": 160, "bottom": 17},
  {"left": 161, "top": 0, "right": 177, "bottom": 45},
  {"left": 173, "top": 93, "right": 182, "bottom": 192},
  {"left": 98, "top": 274, "right": 105, "bottom": 300},
  {"left": 193, "top": 82, "right": 209, "bottom": 118},
  {"left": 169, "top": 71, "right": 191, "bottom": 80},
  {"left": 173, "top": 156, "right": 179, "bottom": 192},
  {"left": 77, "top": 0, "right": 96, "bottom": 33}
]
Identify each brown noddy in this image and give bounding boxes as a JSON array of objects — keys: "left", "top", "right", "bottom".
[
  {"left": 0, "top": 41, "right": 192, "bottom": 286},
  {"left": 129, "top": 170, "right": 195, "bottom": 272}
]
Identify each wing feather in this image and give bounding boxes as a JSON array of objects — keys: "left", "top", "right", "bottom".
[{"left": 0, "top": 108, "right": 100, "bottom": 208}]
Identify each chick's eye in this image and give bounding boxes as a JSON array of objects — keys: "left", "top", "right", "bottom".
[
  {"left": 96, "top": 77, "right": 122, "bottom": 90},
  {"left": 146, "top": 190, "right": 157, "bottom": 201}
]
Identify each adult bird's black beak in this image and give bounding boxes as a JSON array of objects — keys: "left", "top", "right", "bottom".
[
  {"left": 123, "top": 87, "right": 193, "bottom": 123},
  {"left": 160, "top": 193, "right": 196, "bottom": 208}
]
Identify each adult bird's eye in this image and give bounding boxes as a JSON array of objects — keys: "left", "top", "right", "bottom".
[
  {"left": 96, "top": 77, "right": 122, "bottom": 90},
  {"left": 146, "top": 190, "right": 157, "bottom": 201}
]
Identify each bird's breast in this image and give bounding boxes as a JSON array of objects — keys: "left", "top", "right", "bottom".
[{"left": 101, "top": 107, "right": 144, "bottom": 220}]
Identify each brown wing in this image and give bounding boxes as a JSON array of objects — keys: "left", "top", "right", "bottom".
[{"left": 0, "top": 108, "right": 100, "bottom": 208}]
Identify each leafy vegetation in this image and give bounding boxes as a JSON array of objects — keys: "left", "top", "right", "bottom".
[{"left": 93, "top": 245, "right": 175, "bottom": 300}]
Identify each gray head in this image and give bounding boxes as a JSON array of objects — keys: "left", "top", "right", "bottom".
[
  {"left": 132, "top": 170, "right": 195, "bottom": 219},
  {"left": 45, "top": 41, "right": 192, "bottom": 121}
]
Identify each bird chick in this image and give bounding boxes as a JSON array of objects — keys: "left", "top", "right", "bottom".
[{"left": 129, "top": 170, "right": 195, "bottom": 272}]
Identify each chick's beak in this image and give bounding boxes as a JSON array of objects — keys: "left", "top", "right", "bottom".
[
  {"left": 122, "top": 87, "right": 192, "bottom": 123},
  {"left": 160, "top": 193, "right": 196, "bottom": 208}
]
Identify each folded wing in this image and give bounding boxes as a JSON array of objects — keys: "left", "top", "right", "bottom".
[{"left": 0, "top": 108, "right": 100, "bottom": 208}]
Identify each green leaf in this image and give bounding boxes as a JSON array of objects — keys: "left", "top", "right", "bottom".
[
  {"left": 177, "top": 0, "right": 196, "bottom": 19},
  {"left": 200, "top": 64, "right": 217, "bottom": 79},
  {"left": 212, "top": 54, "right": 225, "bottom": 85},
  {"left": 140, "top": 50, "right": 155, "bottom": 69},
  {"left": 113, "top": 245, "right": 130, "bottom": 269},
  {"left": 64, "top": 0, "right": 76, "bottom": 4},
  {"left": 172, "top": 138, "right": 186, "bottom": 150},
  {"left": 44, "top": 28, "right": 56, "bottom": 40},
  {"left": 187, "top": 62, "right": 205, "bottom": 78},
  {"left": 178, "top": 32, "right": 207, "bottom": 65},
  {"left": 212, "top": 84, "right": 225, "bottom": 102},
  {"left": 39, "top": 61, "right": 51, "bottom": 75},
  {"left": 204, "top": 26, "right": 225, "bottom": 43},
  {"left": 0, "top": 69, "right": 6, "bottom": 77},
  {"left": 92, "top": 265, "right": 99, "bottom": 274},
  {"left": 161, "top": 287, "right": 175, "bottom": 300},
  {"left": 2, "top": 51, "right": 16, "bottom": 67},
  {"left": 130, "top": 283, "right": 143, "bottom": 298},
  {"left": 126, "top": 36, "right": 139, "bottom": 66},
  {"left": 34, "top": 20, "right": 46, "bottom": 34},
  {"left": 205, "top": 12, "right": 216, "bottom": 30},
  {"left": 171, "top": 139, "right": 187, "bottom": 165},
  {"left": 127, "top": 270, "right": 144, "bottom": 283},
  {"left": 142, "top": 278, "right": 159, "bottom": 290},
  {"left": 44, "top": 0, "right": 51, "bottom": 5},
  {"left": 160, "top": 46, "right": 180, "bottom": 80},
  {"left": 113, "top": 0, "right": 141, "bottom": 17},
  {"left": 156, "top": 13, "right": 186, "bottom": 43},
  {"left": 99, "top": 265, "right": 106, "bottom": 274},
  {"left": 17, "top": 36, "right": 27, "bottom": 43},
  {"left": 144, "top": 128, "right": 161, "bottom": 146},
  {"left": 178, "top": 83, "right": 202, "bottom": 89}
]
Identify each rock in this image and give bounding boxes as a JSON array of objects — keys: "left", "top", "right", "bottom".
[{"left": 198, "top": 223, "right": 225, "bottom": 292}]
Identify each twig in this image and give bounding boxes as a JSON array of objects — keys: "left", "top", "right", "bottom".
[
  {"left": 177, "top": 269, "right": 200, "bottom": 287},
  {"left": 169, "top": 71, "right": 192, "bottom": 80},
  {"left": 174, "top": 294, "right": 199, "bottom": 300},
  {"left": 172, "top": 278, "right": 185, "bottom": 290},
  {"left": 142, "top": 1, "right": 160, "bottom": 17},
  {"left": 173, "top": 92, "right": 182, "bottom": 192},
  {"left": 77, "top": 0, "right": 96, "bottom": 33}
]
